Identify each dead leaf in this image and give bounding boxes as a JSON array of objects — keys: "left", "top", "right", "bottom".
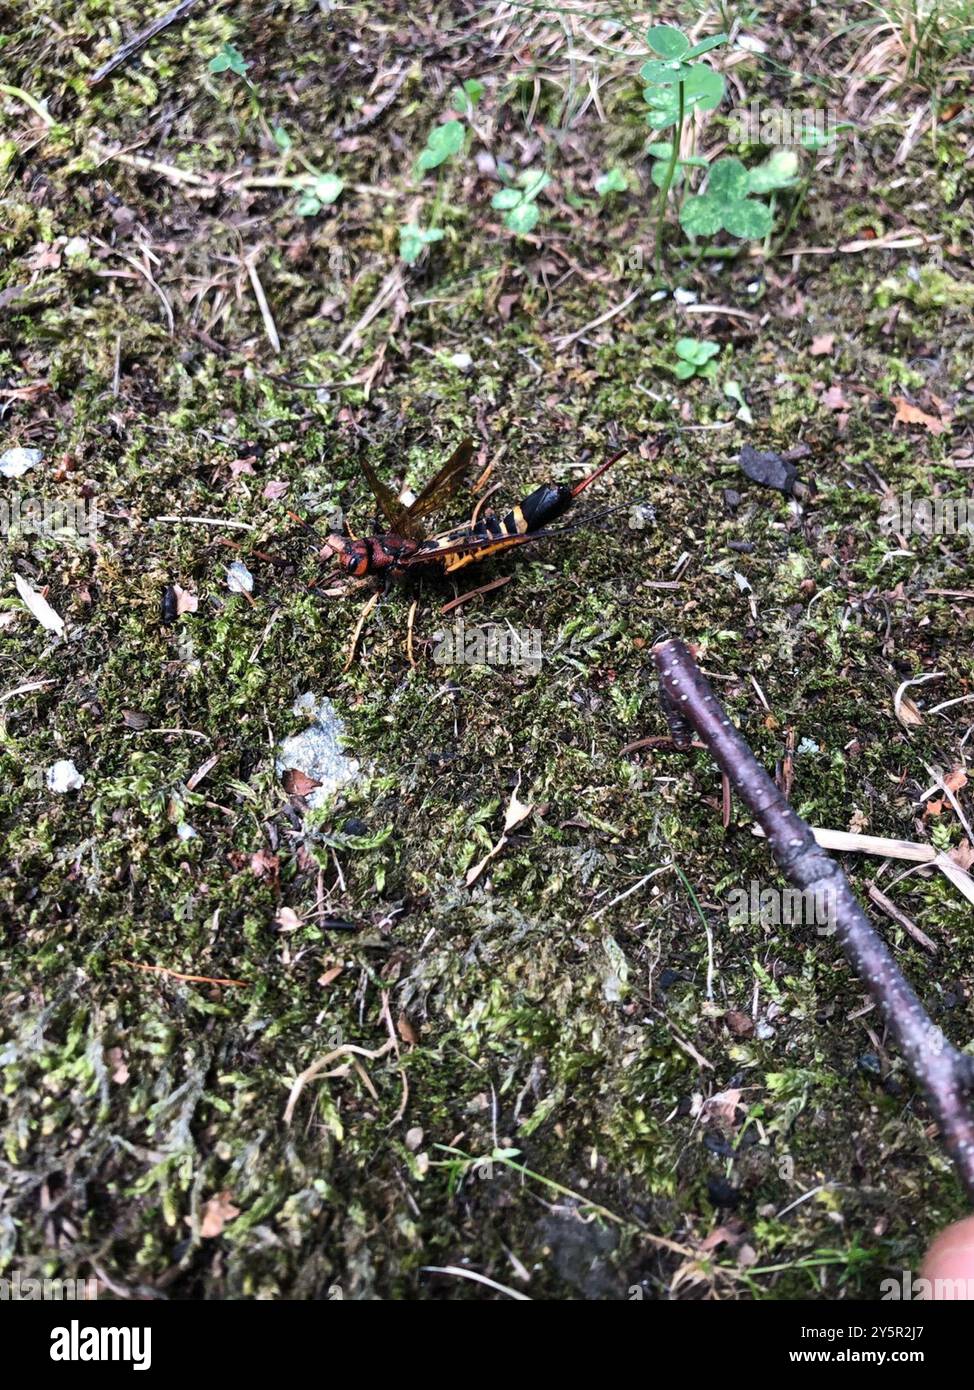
[
  {"left": 0, "top": 381, "right": 50, "bottom": 400},
  {"left": 944, "top": 767, "right": 968, "bottom": 793},
  {"left": 276, "top": 907, "right": 301, "bottom": 932},
  {"left": 185, "top": 752, "right": 219, "bottom": 792},
  {"left": 29, "top": 245, "right": 61, "bottom": 271},
  {"left": 702, "top": 1088, "right": 743, "bottom": 1130},
  {"left": 503, "top": 789, "right": 533, "bottom": 835},
  {"left": 821, "top": 384, "right": 849, "bottom": 411},
  {"left": 810, "top": 333, "right": 834, "bottom": 356},
  {"left": 950, "top": 840, "right": 974, "bottom": 872},
  {"left": 892, "top": 396, "right": 947, "bottom": 435},
  {"left": 198, "top": 1191, "right": 240, "bottom": 1238},
  {"left": 249, "top": 849, "right": 280, "bottom": 880},
  {"left": 724, "top": 1010, "right": 754, "bottom": 1038},
  {"left": 107, "top": 1047, "right": 129, "bottom": 1085},
  {"left": 700, "top": 1225, "right": 738, "bottom": 1252},
  {"left": 14, "top": 574, "right": 64, "bottom": 636},
  {"left": 263, "top": 479, "right": 289, "bottom": 500},
  {"left": 282, "top": 767, "right": 321, "bottom": 797},
  {"left": 318, "top": 964, "right": 343, "bottom": 987},
  {"left": 397, "top": 1013, "right": 418, "bottom": 1045},
  {"left": 466, "top": 785, "right": 534, "bottom": 885},
  {"left": 173, "top": 584, "right": 198, "bottom": 616},
  {"left": 924, "top": 799, "right": 944, "bottom": 819},
  {"left": 895, "top": 694, "right": 924, "bottom": 728}
]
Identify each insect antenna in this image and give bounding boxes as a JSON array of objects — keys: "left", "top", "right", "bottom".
[
  {"left": 286, "top": 508, "right": 319, "bottom": 536},
  {"left": 553, "top": 499, "right": 636, "bottom": 535},
  {"left": 285, "top": 509, "right": 327, "bottom": 555},
  {"left": 570, "top": 448, "right": 627, "bottom": 498}
]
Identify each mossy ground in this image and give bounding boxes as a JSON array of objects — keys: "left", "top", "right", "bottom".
[{"left": 1, "top": 2, "right": 973, "bottom": 1299}]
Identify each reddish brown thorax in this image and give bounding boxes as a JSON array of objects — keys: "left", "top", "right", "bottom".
[{"left": 322, "top": 533, "right": 421, "bottom": 577}]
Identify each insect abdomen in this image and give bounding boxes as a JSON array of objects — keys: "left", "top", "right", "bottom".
[{"left": 500, "top": 483, "right": 573, "bottom": 534}]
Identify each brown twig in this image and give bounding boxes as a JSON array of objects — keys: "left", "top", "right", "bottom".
[
  {"left": 652, "top": 637, "right": 974, "bottom": 1201},
  {"left": 88, "top": 0, "right": 203, "bottom": 86},
  {"left": 116, "top": 959, "right": 246, "bottom": 988},
  {"left": 440, "top": 574, "right": 512, "bottom": 615}
]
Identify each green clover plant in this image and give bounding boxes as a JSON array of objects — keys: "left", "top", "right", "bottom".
[
  {"left": 680, "top": 151, "right": 798, "bottom": 241},
  {"left": 451, "top": 79, "right": 485, "bottom": 115},
  {"left": 399, "top": 224, "right": 445, "bottom": 266},
  {"left": 641, "top": 25, "right": 727, "bottom": 273},
  {"left": 595, "top": 167, "right": 628, "bottom": 198},
  {"left": 400, "top": 105, "right": 479, "bottom": 265},
  {"left": 209, "top": 42, "right": 249, "bottom": 77},
  {"left": 491, "top": 169, "right": 551, "bottom": 235},
  {"left": 670, "top": 337, "right": 720, "bottom": 380},
  {"left": 295, "top": 172, "right": 344, "bottom": 217},
  {"left": 415, "top": 119, "right": 465, "bottom": 174}
]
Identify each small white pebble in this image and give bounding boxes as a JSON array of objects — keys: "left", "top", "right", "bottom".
[
  {"left": 0, "top": 446, "right": 43, "bottom": 478},
  {"left": 226, "top": 559, "right": 254, "bottom": 594},
  {"left": 46, "top": 759, "right": 84, "bottom": 793}
]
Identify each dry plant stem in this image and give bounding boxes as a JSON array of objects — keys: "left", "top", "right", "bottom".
[
  {"left": 653, "top": 638, "right": 974, "bottom": 1201},
  {"left": 88, "top": 0, "right": 202, "bottom": 86}
]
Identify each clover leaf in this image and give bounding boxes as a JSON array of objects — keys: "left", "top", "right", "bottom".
[
  {"left": 646, "top": 25, "right": 690, "bottom": 59},
  {"left": 722, "top": 199, "right": 773, "bottom": 238},
  {"left": 209, "top": 42, "right": 249, "bottom": 76},
  {"left": 672, "top": 337, "right": 720, "bottom": 380},
  {"left": 746, "top": 149, "right": 800, "bottom": 194},
  {"left": 491, "top": 170, "right": 550, "bottom": 235},
  {"left": 686, "top": 34, "right": 728, "bottom": 58},
  {"left": 506, "top": 202, "right": 540, "bottom": 234},
  {"left": 595, "top": 167, "right": 628, "bottom": 197},
  {"left": 295, "top": 173, "right": 344, "bottom": 217},
  {"left": 452, "top": 78, "right": 485, "bottom": 111},
  {"left": 709, "top": 156, "right": 749, "bottom": 199},
  {"left": 643, "top": 62, "right": 725, "bottom": 127},
  {"left": 646, "top": 25, "right": 728, "bottom": 61},
  {"left": 399, "top": 224, "right": 445, "bottom": 265},
  {"left": 651, "top": 161, "right": 683, "bottom": 189},
  {"left": 416, "top": 120, "right": 464, "bottom": 173},
  {"left": 679, "top": 156, "right": 774, "bottom": 241},
  {"left": 641, "top": 57, "right": 695, "bottom": 86},
  {"left": 679, "top": 196, "right": 725, "bottom": 237}
]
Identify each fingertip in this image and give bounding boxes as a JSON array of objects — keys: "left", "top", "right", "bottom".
[{"left": 921, "top": 1214, "right": 974, "bottom": 1296}]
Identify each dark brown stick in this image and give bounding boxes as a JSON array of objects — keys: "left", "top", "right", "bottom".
[
  {"left": 653, "top": 637, "right": 974, "bottom": 1201},
  {"left": 88, "top": 0, "right": 202, "bottom": 86}
]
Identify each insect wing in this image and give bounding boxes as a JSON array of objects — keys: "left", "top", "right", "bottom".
[
  {"left": 358, "top": 455, "right": 423, "bottom": 539},
  {"left": 398, "top": 525, "right": 565, "bottom": 571},
  {"left": 404, "top": 437, "right": 475, "bottom": 523}
]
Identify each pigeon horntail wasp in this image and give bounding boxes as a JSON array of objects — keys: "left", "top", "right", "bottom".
[
  {"left": 295, "top": 437, "right": 631, "bottom": 667},
  {"left": 318, "top": 437, "right": 628, "bottom": 583}
]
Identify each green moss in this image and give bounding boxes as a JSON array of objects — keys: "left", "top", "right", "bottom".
[{"left": 1, "top": 0, "right": 972, "bottom": 1302}]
